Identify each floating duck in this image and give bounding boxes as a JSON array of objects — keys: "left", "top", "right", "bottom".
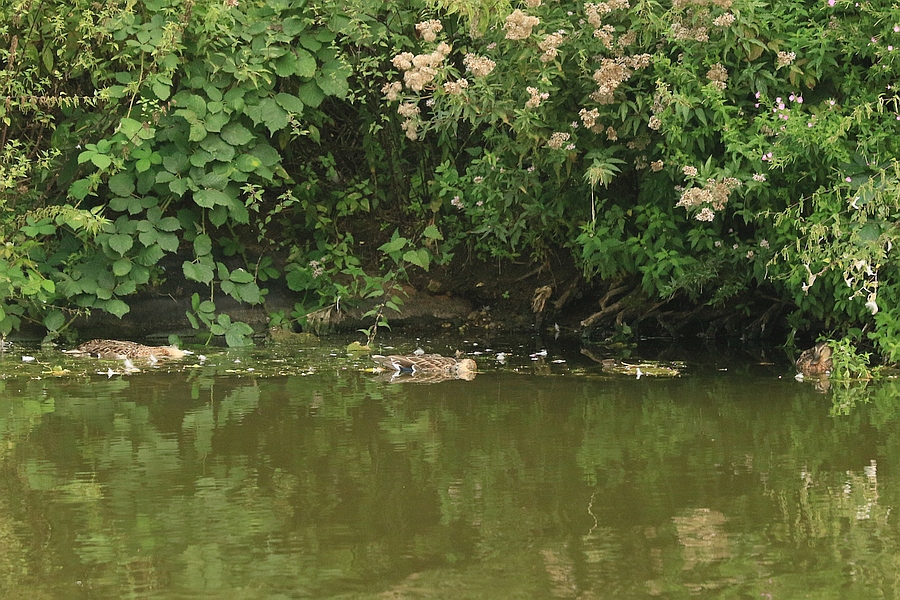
[
  {"left": 65, "top": 339, "right": 187, "bottom": 361},
  {"left": 796, "top": 341, "right": 832, "bottom": 376},
  {"left": 372, "top": 353, "right": 477, "bottom": 377}
]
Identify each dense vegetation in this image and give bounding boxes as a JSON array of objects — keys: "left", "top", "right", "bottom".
[{"left": 2, "top": 0, "right": 900, "bottom": 357}]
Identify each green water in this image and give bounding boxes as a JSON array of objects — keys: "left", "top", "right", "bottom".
[{"left": 0, "top": 338, "right": 898, "bottom": 599}]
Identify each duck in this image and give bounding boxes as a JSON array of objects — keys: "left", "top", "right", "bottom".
[
  {"left": 796, "top": 341, "right": 832, "bottom": 375},
  {"left": 372, "top": 353, "right": 477, "bottom": 376},
  {"left": 65, "top": 339, "right": 187, "bottom": 361}
]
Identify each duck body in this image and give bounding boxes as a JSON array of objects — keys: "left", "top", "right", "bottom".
[
  {"left": 796, "top": 342, "right": 833, "bottom": 375},
  {"left": 66, "top": 339, "right": 187, "bottom": 361},
  {"left": 372, "top": 354, "right": 477, "bottom": 376}
]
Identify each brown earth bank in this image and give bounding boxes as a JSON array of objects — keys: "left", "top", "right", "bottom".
[{"left": 34, "top": 247, "right": 802, "bottom": 347}]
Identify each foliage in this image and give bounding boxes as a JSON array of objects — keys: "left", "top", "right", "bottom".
[
  {"left": 372, "top": 0, "right": 900, "bottom": 352},
  {"left": 0, "top": 0, "right": 356, "bottom": 344},
  {"left": 4, "top": 0, "right": 900, "bottom": 354},
  {"left": 828, "top": 335, "right": 872, "bottom": 380}
]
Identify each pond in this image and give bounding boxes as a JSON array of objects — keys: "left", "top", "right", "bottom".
[{"left": 1, "top": 335, "right": 898, "bottom": 599}]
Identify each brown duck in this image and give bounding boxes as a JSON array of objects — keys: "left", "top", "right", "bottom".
[
  {"left": 66, "top": 339, "right": 187, "bottom": 361},
  {"left": 372, "top": 354, "right": 477, "bottom": 377},
  {"left": 796, "top": 342, "right": 832, "bottom": 375}
]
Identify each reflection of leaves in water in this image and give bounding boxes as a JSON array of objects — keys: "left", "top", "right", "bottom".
[
  {"left": 4, "top": 345, "right": 900, "bottom": 598},
  {"left": 672, "top": 508, "right": 730, "bottom": 569},
  {"left": 830, "top": 379, "right": 873, "bottom": 416}
]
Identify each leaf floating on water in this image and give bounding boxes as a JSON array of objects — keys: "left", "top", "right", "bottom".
[
  {"left": 43, "top": 366, "right": 71, "bottom": 376},
  {"left": 346, "top": 341, "right": 371, "bottom": 354}
]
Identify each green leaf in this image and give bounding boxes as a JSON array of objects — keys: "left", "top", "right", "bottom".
[
  {"left": 105, "top": 299, "right": 130, "bottom": 318},
  {"left": 296, "top": 82, "right": 325, "bottom": 108},
  {"left": 163, "top": 152, "right": 190, "bottom": 174},
  {"left": 379, "top": 237, "right": 408, "bottom": 254},
  {"left": 282, "top": 16, "right": 306, "bottom": 36},
  {"left": 109, "top": 234, "right": 134, "bottom": 255},
  {"left": 235, "top": 154, "right": 263, "bottom": 173},
  {"left": 90, "top": 153, "right": 112, "bottom": 169},
  {"left": 189, "top": 122, "right": 207, "bottom": 142},
  {"left": 250, "top": 144, "right": 281, "bottom": 166},
  {"left": 209, "top": 205, "right": 228, "bottom": 227},
  {"left": 113, "top": 258, "right": 133, "bottom": 276},
  {"left": 184, "top": 94, "right": 207, "bottom": 118},
  {"left": 204, "top": 111, "right": 230, "bottom": 133},
  {"left": 237, "top": 283, "right": 260, "bottom": 304},
  {"left": 68, "top": 178, "right": 92, "bottom": 200},
  {"left": 138, "top": 228, "right": 159, "bottom": 246},
  {"left": 152, "top": 81, "right": 171, "bottom": 100},
  {"left": 156, "top": 232, "right": 180, "bottom": 252},
  {"left": 317, "top": 59, "right": 350, "bottom": 98},
  {"left": 156, "top": 216, "right": 181, "bottom": 232},
  {"left": 403, "top": 248, "right": 430, "bottom": 271},
  {"left": 274, "top": 53, "right": 299, "bottom": 77},
  {"left": 275, "top": 93, "right": 304, "bottom": 114},
  {"left": 108, "top": 173, "right": 135, "bottom": 197},
  {"left": 43, "top": 310, "right": 65, "bottom": 332},
  {"left": 198, "top": 171, "right": 229, "bottom": 190},
  {"left": 189, "top": 149, "right": 213, "bottom": 168},
  {"left": 194, "top": 234, "right": 213, "bottom": 256},
  {"left": 169, "top": 178, "right": 191, "bottom": 196},
  {"left": 292, "top": 48, "right": 317, "bottom": 77},
  {"left": 257, "top": 98, "right": 289, "bottom": 134},
  {"left": 194, "top": 188, "right": 232, "bottom": 208},
  {"left": 199, "top": 134, "right": 234, "bottom": 161},
  {"left": 298, "top": 33, "right": 322, "bottom": 52},
  {"left": 226, "top": 198, "right": 249, "bottom": 224},
  {"left": 183, "top": 261, "right": 214, "bottom": 284},
  {"left": 228, "top": 268, "right": 255, "bottom": 284},
  {"left": 221, "top": 122, "right": 254, "bottom": 146},
  {"left": 423, "top": 224, "right": 443, "bottom": 240},
  {"left": 118, "top": 117, "right": 144, "bottom": 139}
]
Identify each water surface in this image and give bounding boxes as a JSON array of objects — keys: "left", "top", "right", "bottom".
[{"left": 0, "top": 338, "right": 897, "bottom": 598}]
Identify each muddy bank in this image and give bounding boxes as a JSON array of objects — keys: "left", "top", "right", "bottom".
[{"left": 37, "top": 249, "right": 796, "bottom": 346}]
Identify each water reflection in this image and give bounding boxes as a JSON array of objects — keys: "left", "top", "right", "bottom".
[{"left": 0, "top": 342, "right": 898, "bottom": 598}]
